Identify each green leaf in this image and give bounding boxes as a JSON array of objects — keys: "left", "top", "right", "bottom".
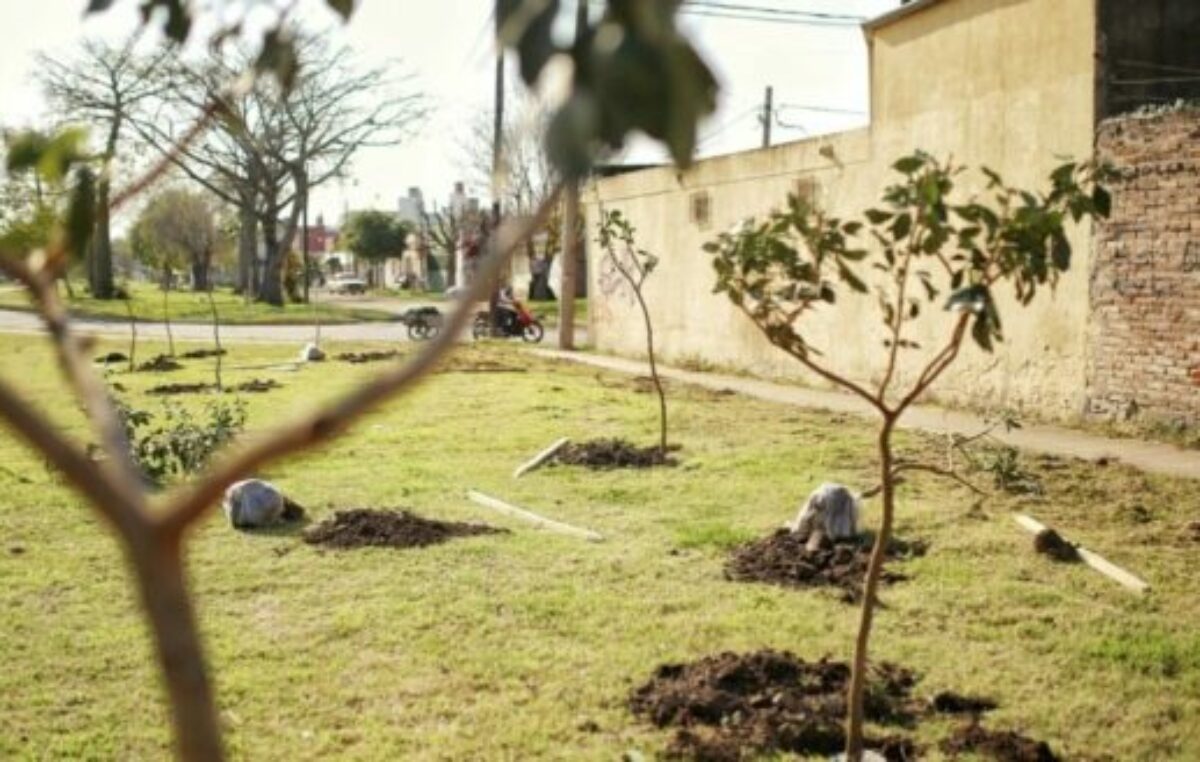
[
  {"left": 865, "top": 208, "right": 892, "bottom": 225},
  {"left": 255, "top": 30, "right": 299, "bottom": 90},
  {"left": 1050, "top": 231, "right": 1071, "bottom": 271},
  {"left": 893, "top": 155, "right": 924, "bottom": 175},
  {"left": 891, "top": 213, "right": 912, "bottom": 241},
  {"left": 1092, "top": 186, "right": 1111, "bottom": 218},
  {"left": 971, "top": 314, "right": 994, "bottom": 352},
  {"left": 325, "top": 0, "right": 355, "bottom": 21},
  {"left": 66, "top": 168, "right": 96, "bottom": 262}
]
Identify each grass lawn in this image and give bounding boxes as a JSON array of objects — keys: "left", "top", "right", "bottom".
[
  {"left": 0, "top": 281, "right": 395, "bottom": 325},
  {"left": 529, "top": 297, "right": 588, "bottom": 329},
  {"left": 0, "top": 334, "right": 1197, "bottom": 759}
]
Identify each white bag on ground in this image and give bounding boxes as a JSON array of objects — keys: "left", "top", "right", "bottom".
[{"left": 788, "top": 483, "right": 860, "bottom": 543}]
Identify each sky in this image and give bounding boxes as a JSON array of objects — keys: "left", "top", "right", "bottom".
[{"left": 0, "top": 0, "right": 901, "bottom": 228}]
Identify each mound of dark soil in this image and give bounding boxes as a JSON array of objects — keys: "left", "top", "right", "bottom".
[
  {"left": 236, "top": 378, "right": 281, "bottom": 393},
  {"left": 556, "top": 438, "right": 676, "bottom": 470},
  {"left": 438, "top": 358, "right": 525, "bottom": 374},
  {"left": 941, "top": 720, "right": 1060, "bottom": 761},
  {"left": 931, "top": 691, "right": 998, "bottom": 716},
  {"left": 725, "top": 530, "right": 928, "bottom": 602},
  {"left": 303, "top": 509, "right": 504, "bottom": 550},
  {"left": 180, "top": 348, "right": 227, "bottom": 359},
  {"left": 629, "top": 649, "right": 919, "bottom": 762},
  {"left": 1033, "top": 529, "right": 1080, "bottom": 562},
  {"left": 336, "top": 350, "right": 402, "bottom": 364},
  {"left": 138, "top": 355, "right": 183, "bottom": 372},
  {"left": 148, "top": 382, "right": 213, "bottom": 396},
  {"left": 95, "top": 352, "right": 129, "bottom": 364}
]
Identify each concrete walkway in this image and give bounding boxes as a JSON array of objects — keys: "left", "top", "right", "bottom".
[{"left": 533, "top": 349, "right": 1200, "bottom": 481}]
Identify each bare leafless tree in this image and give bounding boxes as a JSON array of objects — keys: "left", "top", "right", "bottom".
[
  {"left": 37, "top": 39, "right": 168, "bottom": 299},
  {"left": 133, "top": 34, "right": 423, "bottom": 305}
]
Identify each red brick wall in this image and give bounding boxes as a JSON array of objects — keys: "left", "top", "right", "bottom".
[{"left": 1089, "top": 109, "right": 1200, "bottom": 424}]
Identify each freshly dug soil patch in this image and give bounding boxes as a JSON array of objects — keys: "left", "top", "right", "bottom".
[
  {"left": 303, "top": 509, "right": 504, "bottom": 550},
  {"left": 180, "top": 348, "right": 227, "bottom": 359},
  {"left": 138, "top": 355, "right": 183, "bottom": 372},
  {"left": 437, "top": 358, "right": 525, "bottom": 374},
  {"left": 725, "top": 530, "right": 928, "bottom": 602},
  {"left": 1034, "top": 529, "right": 1080, "bottom": 562},
  {"left": 931, "top": 691, "right": 998, "bottom": 715},
  {"left": 236, "top": 378, "right": 281, "bottom": 393},
  {"left": 556, "top": 438, "right": 676, "bottom": 469},
  {"left": 95, "top": 351, "right": 129, "bottom": 364},
  {"left": 336, "top": 350, "right": 402, "bottom": 364},
  {"left": 629, "top": 649, "right": 919, "bottom": 762},
  {"left": 941, "top": 720, "right": 1060, "bottom": 762},
  {"left": 148, "top": 382, "right": 213, "bottom": 396}
]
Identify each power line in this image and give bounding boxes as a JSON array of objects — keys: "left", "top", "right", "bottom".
[
  {"left": 678, "top": 8, "right": 862, "bottom": 26},
  {"left": 681, "top": 1, "right": 864, "bottom": 22},
  {"left": 778, "top": 102, "right": 866, "bottom": 116}
]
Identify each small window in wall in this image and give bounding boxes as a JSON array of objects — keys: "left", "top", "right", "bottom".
[
  {"left": 793, "top": 176, "right": 819, "bottom": 207},
  {"left": 689, "top": 191, "right": 711, "bottom": 229}
]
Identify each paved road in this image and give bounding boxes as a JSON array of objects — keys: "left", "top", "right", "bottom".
[
  {"left": 0, "top": 306, "right": 581, "bottom": 346},
  {"left": 535, "top": 349, "right": 1200, "bottom": 481}
]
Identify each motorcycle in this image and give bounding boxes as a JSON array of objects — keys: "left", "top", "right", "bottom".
[
  {"left": 472, "top": 299, "right": 544, "bottom": 343},
  {"left": 400, "top": 306, "right": 443, "bottom": 341}
]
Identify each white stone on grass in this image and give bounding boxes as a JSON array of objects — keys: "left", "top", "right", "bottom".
[{"left": 223, "top": 479, "right": 287, "bottom": 529}]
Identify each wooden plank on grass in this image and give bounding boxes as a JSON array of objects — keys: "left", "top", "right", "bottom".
[
  {"left": 1013, "top": 513, "right": 1150, "bottom": 593},
  {"left": 467, "top": 490, "right": 603, "bottom": 543},
  {"left": 513, "top": 437, "right": 570, "bottom": 479}
]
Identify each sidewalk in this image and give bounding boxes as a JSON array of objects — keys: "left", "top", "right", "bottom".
[{"left": 533, "top": 349, "right": 1200, "bottom": 481}]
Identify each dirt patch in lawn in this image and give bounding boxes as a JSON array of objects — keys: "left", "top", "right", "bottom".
[
  {"left": 303, "top": 509, "right": 505, "bottom": 550},
  {"left": 145, "top": 378, "right": 281, "bottom": 396},
  {"left": 137, "top": 355, "right": 184, "bottom": 372},
  {"left": 236, "top": 378, "right": 281, "bottom": 393},
  {"left": 725, "top": 530, "right": 928, "bottom": 602},
  {"left": 336, "top": 350, "right": 402, "bottom": 364},
  {"left": 941, "top": 720, "right": 1060, "bottom": 761},
  {"left": 555, "top": 438, "right": 676, "bottom": 470},
  {"left": 930, "top": 691, "right": 998, "bottom": 716},
  {"left": 437, "top": 357, "right": 526, "bottom": 374},
  {"left": 148, "top": 382, "right": 213, "bottom": 396},
  {"left": 629, "top": 649, "right": 920, "bottom": 762},
  {"left": 180, "top": 348, "right": 227, "bottom": 359}
]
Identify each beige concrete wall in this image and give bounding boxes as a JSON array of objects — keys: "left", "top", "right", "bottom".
[{"left": 585, "top": 0, "right": 1099, "bottom": 420}]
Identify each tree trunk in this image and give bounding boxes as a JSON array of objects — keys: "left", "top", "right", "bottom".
[
  {"left": 257, "top": 210, "right": 285, "bottom": 306},
  {"left": 128, "top": 532, "right": 226, "bottom": 762},
  {"left": 635, "top": 289, "right": 667, "bottom": 453},
  {"left": 90, "top": 175, "right": 116, "bottom": 299},
  {"left": 844, "top": 417, "right": 898, "bottom": 761},
  {"left": 191, "top": 260, "right": 209, "bottom": 293},
  {"left": 162, "top": 274, "right": 175, "bottom": 357},
  {"left": 237, "top": 197, "right": 257, "bottom": 298}
]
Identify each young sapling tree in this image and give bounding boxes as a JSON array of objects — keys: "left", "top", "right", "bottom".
[
  {"left": 706, "top": 151, "right": 1110, "bottom": 760},
  {"left": 597, "top": 209, "right": 667, "bottom": 454}
]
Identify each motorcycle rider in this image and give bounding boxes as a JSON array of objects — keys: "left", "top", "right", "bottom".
[{"left": 494, "top": 286, "right": 520, "bottom": 335}]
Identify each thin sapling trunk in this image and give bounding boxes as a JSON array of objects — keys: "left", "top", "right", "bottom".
[{"left": 206, "top": 286, "right": 223, "bottom": 391}]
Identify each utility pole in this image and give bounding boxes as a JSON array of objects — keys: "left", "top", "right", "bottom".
[
  {"left": 489, "top": 14, "right": 506, "bottom": 335},
  {"left": 558, "top": 0, "right": 588, "bottom": 350},
  {"left": 761, "top": 85, "right": 773, "bottom": 148}
]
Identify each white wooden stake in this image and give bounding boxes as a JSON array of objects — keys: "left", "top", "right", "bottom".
[
  {"left": 513, "top": 437, "right": 570, "bottom": 479},
  {"left": 467, "top": 490, "right": 603, "bottom": 543},
  {"left": 1013, "top": 513, "right": 1150, "bottom": 593}
]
